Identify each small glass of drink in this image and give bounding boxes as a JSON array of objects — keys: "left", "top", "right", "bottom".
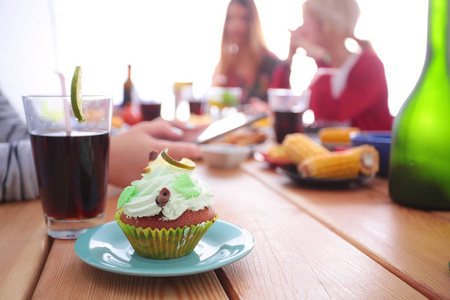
[
  {"left": 268, "top": 89, "right": 310, "bottom": 144},
  {"left": 188, "top": 97, "right": 205, "bottom": 116},
  {"left": 141, "top": 100, "right": 161, "bottom": 121},
  {"left": 22, "top": 95, "right": 112, "bottom": 239}
]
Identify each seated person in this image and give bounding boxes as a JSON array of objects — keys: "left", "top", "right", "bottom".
[
  {"left": 288, "top": 0, "right": 393, "bottom": 131},
  {"left": 212, "top": 0, "right": 291, "bottom": 105}
]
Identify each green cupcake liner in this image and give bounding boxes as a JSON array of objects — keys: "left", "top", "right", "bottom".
[{"left": 115, "top": 209, "right": 218, "bottom": 259}]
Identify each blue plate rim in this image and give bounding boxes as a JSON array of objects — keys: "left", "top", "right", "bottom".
[{"left": 74, "top": 219, "right": 254, "bottom": 277}]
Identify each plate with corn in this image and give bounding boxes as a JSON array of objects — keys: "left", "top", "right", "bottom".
[
  {"left": 276, "top": 165, "right": 374, "bottom": 188},
  {"left": 278, "top": 133, "right": 379, "bottom": 188}
]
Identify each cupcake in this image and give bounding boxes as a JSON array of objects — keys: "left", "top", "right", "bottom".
[{"left": 115, "top": 149, "right": 218, "bottom": 259}]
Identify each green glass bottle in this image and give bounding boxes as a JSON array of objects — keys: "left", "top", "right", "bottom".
[{"left": 389, "top": 0, "right": 450, "bottom": 210}]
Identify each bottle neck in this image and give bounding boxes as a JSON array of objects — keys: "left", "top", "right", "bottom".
[
  {"left": 122, "top": 65, "right": 133, "bottom": 107},
  {"left": 426, "top": 0, "right": 449, "bottom": 73}
]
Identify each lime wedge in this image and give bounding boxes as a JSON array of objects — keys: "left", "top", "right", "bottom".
[
  {"left": 143, "top": 149, "right": 196, "bottom": 174},
  {"left": 180, "top": 158, "right": 196, "bottom": 169},
  {"left": 143, "top": 152, "right": 168, "bottom": 173},
  {"left": 71, "top": 66, "right": 85, "bottom": 122},
  {"left": 161, "top": 149, "right": 196, "bottom": 170}
]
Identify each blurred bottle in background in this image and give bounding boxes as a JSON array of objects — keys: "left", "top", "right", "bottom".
[
  {"left": 389, "top": 0, "right": 450, "bottom": 210},
  {"left": 122, "top": 64, "right": 133, "bottom": 108},
  {"left": 120, "top": 65, "right": 142, "bottom": 125}
]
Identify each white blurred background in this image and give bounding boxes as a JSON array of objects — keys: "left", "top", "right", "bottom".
[{"left": 0, "top": 0, "right": 427, "bottom": 119}]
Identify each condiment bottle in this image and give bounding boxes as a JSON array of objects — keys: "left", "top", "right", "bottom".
[
  {"left": 122, "top": 64, "right": 133, "bottom": 108},
  {"left": 389, "top": 0, "right": 450, "bottom": 210}
]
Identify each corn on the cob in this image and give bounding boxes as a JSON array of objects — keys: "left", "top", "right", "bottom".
[
  {"left": 267, "top": 145, "right": 290, "bottom": 161},
  {"left": 318, "top": 127, "right": 360, "bottom": 145},
  {"left": 344, "top": 145, "right": 380, "bottom": 176},
  {"left": 297, "top": 145, "right": 379, "bottom": 179},
  {"left": 282, "top": 133, "right": 329, "bottom": 165}
]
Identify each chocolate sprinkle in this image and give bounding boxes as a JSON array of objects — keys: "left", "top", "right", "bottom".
[{"left": 156, "top": 187, "right": 171, "bottom": 207}]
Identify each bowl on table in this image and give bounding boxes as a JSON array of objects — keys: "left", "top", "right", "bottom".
[
  {"left": 200, "top": 143, "right": 251, "bottom": 169},
  {"left": 350, "top": 131, "right": 391, "bottom": 177}
]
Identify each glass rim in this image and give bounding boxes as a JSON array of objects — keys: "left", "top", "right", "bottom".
[{"left": 22, "top": 94, "right": 112, "bottom": 99}]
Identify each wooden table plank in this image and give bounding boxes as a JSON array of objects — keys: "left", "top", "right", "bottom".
[
  {"left": 242, "top": 160, "right": 450, "bottom": 299},
  {"left": 0, "top": 199, "right": 51, "bottom": 300},
  {"left": 196, "top": 165, "right": 425, "bottom": 299},
  {"left": 32, "top": 194, "right": 228, "bottom": 300}
]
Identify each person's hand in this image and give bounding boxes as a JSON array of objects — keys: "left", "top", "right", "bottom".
[
  {"left": 135, "top": 118, "right": 207, "bottom": 142},
  {"left": 247, "top": 97, "right": 271, "bottom": 113},
  {"left": 108, "top": 121, "right": 203, "bottom": 187},
  {"left": 288, "top": 27, "right": 303, "bottom": 59},
  {"left": 167, "top": 119, "right": 209, "bottom": 142},
  {"left": 289, "top": 26, "right": 327, "bottom": 62}
]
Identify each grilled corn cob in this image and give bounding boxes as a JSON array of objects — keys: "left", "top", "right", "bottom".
[
  {"left": 298, "top": 145, "right": 379, "bottom": 179},
  {"left": 318, "top": 127, "right": 360, "bottom": 145},
  {"left": 282, "top": 133, "right": 329, "bottom": 164}
]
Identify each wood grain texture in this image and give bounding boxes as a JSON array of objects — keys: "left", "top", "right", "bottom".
[
  {"left": 33, "top": 240, "right": 227, "bottom": 300},
  {"left": 13, "top": 160, "right": 448, "bottom": 299},
  {"left": 32, "top": 194, "right": 228, "bottom": 300},
  {"left": 195, "top": 165, "right": 425, "bottom": 300},
  {"left": 0, "top": 199, "right": 50, "bottom": 300},
  {"left": 241, "top": 160, "right": 450, "bottom": 299}
]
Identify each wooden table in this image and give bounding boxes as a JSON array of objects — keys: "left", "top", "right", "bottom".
[{"left": 1, "top": 160, "right": 449, "bottom": 299}]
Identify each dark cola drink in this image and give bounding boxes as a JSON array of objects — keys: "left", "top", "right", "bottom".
[
  {"left": 273, "top": 111, "right": 304, "bottom": 144},
  {"left": 30, "top": 131, "right": 109, "bottom": 219},
  {"left": 189, "top": 101, "right": 203, "bottom": 115},
  {"left": 141, "top": 103, "right": 161, "bottom": 121}
]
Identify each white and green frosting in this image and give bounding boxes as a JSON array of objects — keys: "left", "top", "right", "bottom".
[{"left": 117, "top": 161, "right": 214, "bottom": 220}]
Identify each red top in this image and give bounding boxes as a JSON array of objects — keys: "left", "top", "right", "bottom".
[{"left": 309, "top": 50, "right": 393, "bottom": 131}]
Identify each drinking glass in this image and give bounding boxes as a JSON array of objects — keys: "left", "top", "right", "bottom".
[
  {"left": 22, "top": 95, "right": 112, "bottom": 239},
  {"left": 207, "top": 87, "right": 242, "bottom": 120},
  {"left": 188, "top": 97, "right": 205, "bottom": 116},
  {"left": 141, "top": 100, "right": 161, "bottom": 121},
  {"left": 268, "top": 89, "right": 310, "bottom": 144}
]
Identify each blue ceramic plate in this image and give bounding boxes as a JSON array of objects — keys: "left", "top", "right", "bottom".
[{"left": 74, "top": 220, "right": 254, "bottom": 277}]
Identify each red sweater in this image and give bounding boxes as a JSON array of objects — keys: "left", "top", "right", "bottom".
[{"left": 309, "top": 50, "right": 393, "bottom": 131}]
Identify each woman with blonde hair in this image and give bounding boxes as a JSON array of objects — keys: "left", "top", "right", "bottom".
[
  {"left": 289, "top": 0, "right": 392, "bottom": 130},
  {"left": 213, "top": 0, "right": 290, "bottom": 103}
]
